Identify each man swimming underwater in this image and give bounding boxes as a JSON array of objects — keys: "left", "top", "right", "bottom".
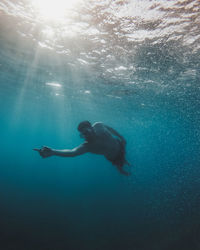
[{"left": 34, "top": 121, "right": 130, "bottom": 176}]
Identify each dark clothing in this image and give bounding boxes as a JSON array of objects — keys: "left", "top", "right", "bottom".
[{"left": 108, "top": 139, "right": 127, "bottom": 167}]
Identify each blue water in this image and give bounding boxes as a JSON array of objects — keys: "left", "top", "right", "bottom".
[{"left": 0, "top": 0, "right": 200, "bottom": 249}]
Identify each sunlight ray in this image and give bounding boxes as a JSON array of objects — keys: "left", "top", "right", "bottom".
[{"left": 31, "top": 0, "right": 82, "bottom": 22}]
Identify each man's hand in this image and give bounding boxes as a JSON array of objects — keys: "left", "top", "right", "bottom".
[{"left": 33, "top": 146, "right": 54, "bottom": 158}]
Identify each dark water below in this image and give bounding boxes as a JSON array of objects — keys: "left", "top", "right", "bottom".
[{"left": 0, "top": 1, "right": 200, "bottom": 249}]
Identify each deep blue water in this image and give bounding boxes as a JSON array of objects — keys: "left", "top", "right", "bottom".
[{"left": 0, "top": 1, "right": 200, "bottom": 249}]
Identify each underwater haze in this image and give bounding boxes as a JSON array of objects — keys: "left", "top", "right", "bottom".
[{"left": 0, "top": 0, "right": 200, "bottom": 249}]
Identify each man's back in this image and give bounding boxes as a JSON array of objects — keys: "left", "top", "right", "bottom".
[{"left": 84, "top": 122, "right": 121, "bottom": 160}]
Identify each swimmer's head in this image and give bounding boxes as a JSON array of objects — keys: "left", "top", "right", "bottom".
[
  {"left": 78, "top": 121, "right": 94, "bottom": 141},
  {"left": 77, "top": 121, "right": 91, "bottom": 131}
]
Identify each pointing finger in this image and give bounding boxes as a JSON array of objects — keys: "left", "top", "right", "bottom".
[{"left": 33, "top": 148, "right": 41, "bottom": 152}]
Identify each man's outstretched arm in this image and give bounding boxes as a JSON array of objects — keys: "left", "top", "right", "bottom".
[{"left": 33, "top": 144, "right": 89, "bottom": 158}]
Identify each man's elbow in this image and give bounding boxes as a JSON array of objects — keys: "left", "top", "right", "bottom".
[
  {"left": 70, "top": 149, "right": 79, "bottom": 157},
  {"left": 71, "top": 149, "right": 87, "bottom": 157}
]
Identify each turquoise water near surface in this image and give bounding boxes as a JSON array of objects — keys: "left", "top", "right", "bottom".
[{"left": 0, "top": 1, "right": 200, "bottom": 249}]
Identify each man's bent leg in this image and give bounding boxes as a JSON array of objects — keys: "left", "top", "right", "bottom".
[{"left": 116, "top": 166, "right": 130, "bottom": 176}]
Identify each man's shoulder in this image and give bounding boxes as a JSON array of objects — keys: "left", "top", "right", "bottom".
[
  {"left": 93, "top": 122, "right": 110, "bottom": 136},
  {"left": 92, "top": 122, "right": 104, "bottom": 128}
]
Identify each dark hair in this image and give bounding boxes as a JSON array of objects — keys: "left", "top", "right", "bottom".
[{"left": 77, "top": 121, "right": 92, "bottom": 131}]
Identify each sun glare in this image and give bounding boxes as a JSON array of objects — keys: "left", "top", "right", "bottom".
[{"left": 32, "top": 0, "right": 81, "bottom": 22}]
